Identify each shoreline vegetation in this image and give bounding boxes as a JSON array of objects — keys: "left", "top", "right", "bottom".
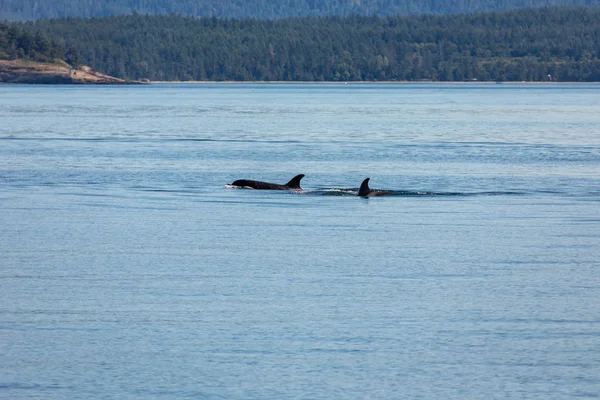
[
  {"left": 2, "top": 6, "right": 600, "bottom": 84},
  {"left": 147, "top": 80, "right": 599, "bottom": 84}
]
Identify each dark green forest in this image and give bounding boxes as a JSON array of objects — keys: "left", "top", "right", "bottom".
[
  {"left": 2, "top": 0, "right": 600, "bottom": 20},
  {"left": 0, "top": 23, "right": 78, "bottom": 64},
  {"left": 20, "top": 7, "right": 600, "bottom": 82}
]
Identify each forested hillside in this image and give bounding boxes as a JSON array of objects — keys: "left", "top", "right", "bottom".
[
  {"left": 2, "top": 0, "right": 600, "bottom": 20},
  {"left": 22, "top": 7, "right": 600, "bottom": 82},
  {"left": 0, "top": 22, "right": 76, "bottom": 64}
]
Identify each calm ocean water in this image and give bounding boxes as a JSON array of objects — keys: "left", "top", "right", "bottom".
[{"left": 1, "top": 83, "right": 599, "bottom": 399}]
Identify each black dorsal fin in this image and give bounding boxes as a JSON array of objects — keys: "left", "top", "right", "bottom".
[
  {"left": 285, "top": 174, "right": 305, "bottom": 189},
  {"left": 358, "top": 178, "right": 371, "bottom": 196}
]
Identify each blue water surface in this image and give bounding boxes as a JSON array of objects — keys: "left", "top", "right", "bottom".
[{"left": 1, "top": 84, "right": 599, "bottom": 399}]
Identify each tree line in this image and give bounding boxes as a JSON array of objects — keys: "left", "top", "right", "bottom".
[
  {"left": 0, "top": 22, "right": 80, "bottom": 65},
  {"left": 9, "top": 6, "right": 600, "bottom": 82},
  {"left": 2, "top": 0, "right": 600, "bottom": 21}
]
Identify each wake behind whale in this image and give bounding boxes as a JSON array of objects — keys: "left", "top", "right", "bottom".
[{"left": 308, "top": 177, "right": 526, "bottom": 197}]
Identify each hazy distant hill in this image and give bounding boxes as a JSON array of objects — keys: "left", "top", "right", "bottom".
[
  {"left": 2, "top": 0, "right": 600, "bottom": 20},
  {"left": 22, "top": 7, "right": 600, "bottom": 82}
]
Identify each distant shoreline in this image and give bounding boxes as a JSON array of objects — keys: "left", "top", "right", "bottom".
[{"left": 149, "top": 80, "right": 599, "bottom": 85}]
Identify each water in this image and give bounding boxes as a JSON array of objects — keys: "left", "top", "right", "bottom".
[{"left": 1, "top": 84, "right": 599, "bottom": 399}]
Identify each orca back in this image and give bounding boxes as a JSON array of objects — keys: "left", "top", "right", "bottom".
[{"left": 231, "top": 179, "right": 255, "bottom": 187}]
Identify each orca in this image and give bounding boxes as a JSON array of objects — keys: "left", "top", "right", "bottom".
[
  {"left": 231, "top": 174, "right": 305, "bottom": 190},
  {"left": 358, "top": 178, "right": 396, "bottom": 197}
]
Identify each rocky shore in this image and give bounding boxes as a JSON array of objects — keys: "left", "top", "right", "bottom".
[{"left": 0, "top": 59, "right": 147, "bottom": 84}]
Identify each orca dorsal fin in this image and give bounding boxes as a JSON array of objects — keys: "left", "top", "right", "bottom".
[
  {"left": 358, "top": 178, "right": 371, "bottom": 196},
  {"left": 285, "top": 174, "right": 305, "bottom": 189}
]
